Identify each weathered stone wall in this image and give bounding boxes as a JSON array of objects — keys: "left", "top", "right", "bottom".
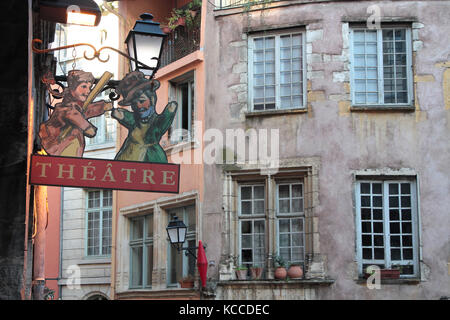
[{"left": 203, "top": 0, "right": 450, "bottom": 299}]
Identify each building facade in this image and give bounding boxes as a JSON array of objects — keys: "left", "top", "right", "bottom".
[
  {"left": 201, "top": 0, "right": 450, "bottom": 299},
  {"left": 112, "top": 0, "right": 206, "bottom": 300}
]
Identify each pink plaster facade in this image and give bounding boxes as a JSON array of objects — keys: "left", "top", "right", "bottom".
[{"left": 202, "top": 0, "right": 450, "bottom": 299}]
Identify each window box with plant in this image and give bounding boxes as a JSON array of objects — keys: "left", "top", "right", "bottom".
[
  {"left": 273, "top": 254, "right": 287, "bottom": 280},
  {"left": 179, "top": 275, "right": 195, "bottom": 288},
  {"left": 235, "top": 265, "right": 248, "bottom": 280},
  {"left": 167, "top": 0, "right": 202, "bottom": 32},
  {"left": 250, "top": 265, "right": 263, "bottom": 280}
]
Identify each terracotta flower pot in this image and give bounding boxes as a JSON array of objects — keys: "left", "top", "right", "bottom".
[
  {"left": 179, "top": 279, "right": 194, "bottom": 288},
  {"left": 235, "top": 269, "right": 248, "bottom": 280},
  {"left": 177, "top": 17, "right": 186, "bottom": 27},
  {"left": 250, "top": 267, "right": 263, "bottom": 280},
  {"left": 274, "top": 267, "right": 287, "bottom": 280},
  {"left": 287, "top": 265, "right": 303, "bottom": 279}
]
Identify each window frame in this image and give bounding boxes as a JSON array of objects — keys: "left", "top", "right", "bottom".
[
  {"left": 169, "top": 71, "right": 196, "bottom": 144},
  {"left": 85, "top": 189, "right": 112, "bottom": 257},
  {"left": 275, "top": 181, "right": 306, "bottom": 267},
  {"left": 355, "top": 179, "right": 420, "bottom": 278},
  {"left": 248, "top": 29, "right": 307, "bottom": 112},
  {"left": 129, "top": 214, "right": 154, "bottom": 289},
  {"left": 166, "top": 205, "right": 197, "bottom": 287},
  {"left": 349, "top": 25, "right": 413, "bottom": 107}
]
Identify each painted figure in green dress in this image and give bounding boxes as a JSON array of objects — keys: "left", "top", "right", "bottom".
[{"left": 112, "top": 71, "right": 177, "bottom": 163}]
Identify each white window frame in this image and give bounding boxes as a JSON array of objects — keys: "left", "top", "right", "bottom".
[
  {"left": 275, "top": 181, "right": 306, "bottom": 267},
  {"left": 238, "top": 184, "right": 266, "bottom": 267},
  {"left": 85, "top": 189, "right": 112, "bottom": 257},
  {"left": 129, "top": 214, "right": 154, "bottom": 289},
  {"left": 166, "top": 205, "right": 197, "bottom": 286},
  {"left": 169, "top": 72, "right": 195, "bottom": 144},
  {"left": 248, "top": 29, "right": 307, "bottom": 111},
  {"left": 355, "top": 179, "right": 420, "bottom": 278},
  {"left": 349, "top": 26, "right": 413, "bottom": 107}
]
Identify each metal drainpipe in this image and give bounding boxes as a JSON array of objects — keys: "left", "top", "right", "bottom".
[{"left": 58, "top": 187, "right": 64, "bottom": 299}]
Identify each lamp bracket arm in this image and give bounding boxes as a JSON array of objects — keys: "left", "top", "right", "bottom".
[{"left": 32, "top": 38, "right": 155, "bottom": 72}]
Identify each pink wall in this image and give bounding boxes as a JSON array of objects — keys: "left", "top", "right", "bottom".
[{"left": 45, "top": 186, "right": 60, "bottom": 300}]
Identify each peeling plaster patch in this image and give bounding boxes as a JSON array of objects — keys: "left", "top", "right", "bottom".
[
  {"left": 420, "top": 261, "right": 431, "bottom": 281},
  {"left": 435, "top": 62, "right": 450, "bottom": 110},
  {"left": 333, "top": 71, "right": 349, "bottom": 82},
  {"left": 308, "top": 90, "right": 326, "bottom": 102},
  {"left": 414, "top": 75, "right": 435, "bottom": 82},
  {"left": 443, "top": 68, "right": 450, "bottom": 110},
  {"left": 307, "top": 29, "right": 323, "bottom": 42},
  {"left": 413, "top": 40, "right": 423, "bottom": 52},
  {"left": 339, "top": 101, "right": 351, "bottom": 117}
]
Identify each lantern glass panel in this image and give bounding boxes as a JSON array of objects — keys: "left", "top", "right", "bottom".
[
  {"left": 167, "top": 227, "right": 180, "bottom": 244},
  {"left": 134, "top": 33, "right": 163, "bottom": 76},
  {"left": 126, "top": 34, "right": 136, "bottom": 72}
]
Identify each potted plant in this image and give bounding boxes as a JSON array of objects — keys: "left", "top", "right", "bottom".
[
  {"left": 178, "top": 275, "right": 195, "bottom": 288},
  {"left": 287, "top": 263, "right": 303, "bottom": 279},
  {"left": 273, "top": 254, "right": 287, "bottom": 280},
  {"left": 167, "top": 8, "right": 186, "bottom": 31},
  {"left": 235, "top": 265, "right": 248, "bottom": 280},
  {"left": 250, "top": 265, "right": 263, "bottom": 280},
  {"left": 161, "top": 25, "right": 171, "bottom": 34},
  {"left": 186, "top": 0, "right": 201, "bottom": 23}
]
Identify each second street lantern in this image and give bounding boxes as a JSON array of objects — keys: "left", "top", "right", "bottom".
[{"left": 125, "top": 13, "right": 167, "bottom": 78}]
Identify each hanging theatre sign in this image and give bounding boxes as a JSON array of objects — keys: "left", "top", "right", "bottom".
[{"left": 30, "top": 15, "right": 180, "bottom": 193}]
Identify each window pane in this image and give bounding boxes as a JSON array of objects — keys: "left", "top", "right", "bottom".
[
  {"left": 131, "top": 246, "right": 143, "bottom": 287},
  {"left": 254, "top": 186, "right": 264, "bottom": 199},
  {"left": 279, "top": 199, "right": 289, "bottom": 213},
  {"left": 103, "top": 190, "right": 112, "bottom": 207},
  {"left": 146, "top": 245, "right": 153, "bottom": 287},
  {"left": 280, "top": 234, "right": 290, "bottom": 247},
  {"left": 279, "top": 219, "right": 290, "bottom": 233},
  {"left": 241, "top": 201, "right": 252, "bottom": 215},
  {"left": 401, "top": 183, "right": 411, "bottom": 194},
  {"left": 292, "top": 199, "right": 303, "bottom": 213},
  {"left": 255, "top": 220, "right": 265, "bottom": 233},
  {"left": 131, "top": 217, "right": 144, "bottom": 240},
  {"left": 241, "top": 186, "right": 252, "bottom": 200},
  {"left": 254, "top": 200, "right": 264, "bottom": 214},
  {"left": 241, "top": 220, "right": 252, "bottom": 234},
  {"left": 278, "top": 185, "right": 290, "bottom": 198},
  {"left": 242, "top": 235, "right": 252, "bottom": 248}
]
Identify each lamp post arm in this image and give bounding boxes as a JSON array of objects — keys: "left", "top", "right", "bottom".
[{"left": 32, "top": 38, "right": 158, "bottom": 74}]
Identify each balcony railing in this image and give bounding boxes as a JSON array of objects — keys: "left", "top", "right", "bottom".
[
  {"left": 215, "top": 0, "right": 281, "bottom": 9},
  {"left": 160, "top": 23, "right": 200, "bottom": 68}
]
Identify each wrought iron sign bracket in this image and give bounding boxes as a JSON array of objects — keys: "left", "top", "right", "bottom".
[{"left": 32, "top": 38, "right": 161, "bottom": 100}]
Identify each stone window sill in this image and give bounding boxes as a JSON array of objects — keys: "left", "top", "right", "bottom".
[
  {"left": 77, "top": 257, "right": 111, "bottom": 265},
  {"left": 218, "top": 279, "right": 335, "bottom": 286},
  {"left": 245, "top": 108, "right": 308, "bottom": 118},
  {"left": 163, "top": 139, "right": 199, "bottom": 153},
  {"left": 356, "top": 278, "right": 421, "bottom": 285},
  {"left": 117, "top": 288, "right": 200, "bottom": 300},
  {"left": 350, "top": 105, "right": 415, "bottom": 112}
]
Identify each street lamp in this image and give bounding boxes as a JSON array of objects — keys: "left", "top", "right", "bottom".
[
  {"left": 125, "top": 13, "right": 167, "bottom": 78},
  {"left": 166, "top": 215, "right": 208, "bottom": 288},
  {"left": 166, "top": 215, "right": 187, "bottom": 252}
]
